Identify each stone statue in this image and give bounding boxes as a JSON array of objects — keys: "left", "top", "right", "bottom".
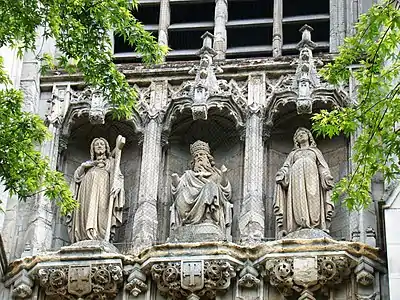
[
  {"left": 274, "top": 128, "right": 334, "bottom": 237},
  {"left": 68, "top": 136, "right": 125, "bottom": 243},
  {"left": 170, "top": 140, "right": 232, "bottom": 241}
]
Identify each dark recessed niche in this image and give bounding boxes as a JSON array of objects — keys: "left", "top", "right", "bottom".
[
  {"left": 114, "top": 31, "right": 158, "bottom": 54},
  {"left": 133, "top": 4, "right": 160, "bottom": 24},
  {"left": 166, "top": 55, "right": 198, "bottom": 62},
  {"left": 283, "top": 21, "right": 329, "bottom": 44},
  {"left": 283, "top": 0, "right": 329, "bottom": 17},
  {"left": 170, "top": 2, "right": 215, "bottom": 23},
  {"left": 169, "top": 30, "right": 210, "bottom": 50},
  {"left": 227, "top": 26, "right": 272, "bottom": 48},
  {"left": 229, "top": 0, "right": 273, "bottom": 20},
  {"left": 226, "top": 52, "right": 270, "bottom": 59}
]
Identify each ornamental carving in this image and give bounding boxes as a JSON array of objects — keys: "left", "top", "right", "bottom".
[
  {"left": 164, "top": 33, "right": 247, "bottom": 127},
  {"left": 237, "top": 261, "right": 260, "bottom": 288},
  {"left": 36, "top": 264, "right": 123, "bottom": 299},
  {"left": 150, "top": 260, "right": 236, "bottom": 299},
  {"left": 125, "top": 264, "right": 148, "bottom": 297},
  {"left": 264, "top": 256, "right": 354, "bottom": 298},
  {"left": 264, "top": 25, "right": 349, "bottom": 130}
]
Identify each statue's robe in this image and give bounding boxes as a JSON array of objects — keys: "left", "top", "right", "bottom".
[
  {"left": 171, "top": 168, "right": 232, "bottom": 233},
  {"left": 274, "top": 147, "right": 334, "bottom": 235},
  {"left": 68, "top": 157, "right": 125, "bottom": 243}
]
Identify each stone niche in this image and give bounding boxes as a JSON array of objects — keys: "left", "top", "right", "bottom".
[
  {"left": 53, "top": 115, "right": 142, "bottom": 250},
  {"left": 264, "top": 107, "right": 349, "bottom": 241},
  {"left": 159, "top": 107, "right": 243, "bottom": 243}
]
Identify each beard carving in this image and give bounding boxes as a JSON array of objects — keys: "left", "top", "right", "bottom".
[{"left": 193, "top": 156, "right": 213, "bottom": 173}]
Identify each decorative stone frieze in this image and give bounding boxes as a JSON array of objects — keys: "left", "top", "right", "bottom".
[
  {"left": 36, "top": 263, "right": 123, "bottom": 299},
  {"left": 150, "top": 259, "right": 236, "bottom": 299},
  {"left": 263, "top": 254, "right": 355, "bottom": 298},
  {"left": 3, "top": 237, "right": 383, "bottom": 300}
]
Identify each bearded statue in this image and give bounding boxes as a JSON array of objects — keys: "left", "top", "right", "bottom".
[{"left": 169, "top": 140, "right": 232, "bottom": 241}]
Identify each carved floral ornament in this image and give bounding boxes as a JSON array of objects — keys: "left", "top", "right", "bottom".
[
  {"left": 261, "top": 254, "right": 357, "bottom": 299},
  {"left": 150, "top": 259, "right": 237, "bottom": 299},
  {"left": 5, "top": 248, "right": 381, "bottom": 300},
  {"left": 264, "top": 25, "right": 349, "bottom": 130},
  {"left": 34, "top": 263, "right": 123, "bottom": 299}
]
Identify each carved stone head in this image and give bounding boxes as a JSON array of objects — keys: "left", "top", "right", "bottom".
[
  {"left": 293, "top": 127, "right": 317, "bottom": 149},
  {"left": 90, "top": 137, "right": 111, "bottom": 160},
  {"left": 189, "top": 140, "right": 215, "bottom": 171}
]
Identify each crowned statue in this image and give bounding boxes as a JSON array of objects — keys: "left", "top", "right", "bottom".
[
  {"left": 67, "top": 136, "right": 125, "bottom": 243},
  {"left": 170, "top": 140, "right": 232, "bottom": 241},
  {"left": 274, "top": 128, "right": 335, "bottom": 238}
]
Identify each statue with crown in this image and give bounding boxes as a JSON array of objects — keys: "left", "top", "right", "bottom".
[{"left": 169, "top": 140, "right": 233, "bottom": 242}]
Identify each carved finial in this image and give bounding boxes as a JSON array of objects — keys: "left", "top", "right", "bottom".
[
  {"left": 297, "top": 24, "right": 317, "bottom": 50},
  {"left": 199, "top": 32, "right": 217, "bottom": 56}
]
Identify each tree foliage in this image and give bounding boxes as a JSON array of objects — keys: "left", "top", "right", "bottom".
[
  {"left": 0, "top": 0, "right": 166, "bottom": 213},
  {"left": 312, "top": 0, "right": 400, "bottom": 210}
]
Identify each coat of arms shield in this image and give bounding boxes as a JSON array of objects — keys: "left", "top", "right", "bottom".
[
  {"left": 68, "top": 265, "right": 92, "bottom": 297},
  {"left": 181, "top": 260, "right": 204, "bottom": 292}
]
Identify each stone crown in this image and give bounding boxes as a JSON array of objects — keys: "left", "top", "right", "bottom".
[{"left": 190, "top": 140, "right": 210, "bottom": 156}]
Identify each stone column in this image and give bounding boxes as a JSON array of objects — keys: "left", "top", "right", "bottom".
[
  {"left": 239, "top": 74, "right": 265, "bottom": 243},
  {"left": 158, "top": 0, "right": 170, "bottom": 56},
  {"left": 330, "top": 0, "right": 346, "bottom": 52},
  {"left": 131, "top": 81, "right": 167, "bottom": 252},
  {"left": 214, "top": 0, "right": 228, "bottom": 60},
  {"left": 272, "top": 0, "right": 282, "bottom": 57}
]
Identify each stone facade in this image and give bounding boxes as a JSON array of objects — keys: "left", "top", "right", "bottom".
[{"left": 0, "top": 0, "right": 394, "bottom": 299}]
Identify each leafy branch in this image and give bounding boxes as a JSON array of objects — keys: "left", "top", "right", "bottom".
[{"left": 312, "top": 0, "right": 400, "bottom": 210}]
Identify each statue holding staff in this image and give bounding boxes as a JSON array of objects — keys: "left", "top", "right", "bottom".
[{"left": 68, "top": 136, "right": 125, "bottom": 243}]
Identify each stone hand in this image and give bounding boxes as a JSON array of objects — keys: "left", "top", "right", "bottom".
[
  {"left": 110, "top": 186, "right": 121, "bottom": 197},
  {"left": 325, "top": 174, "right": 334, "bottom": 189},
  {"left": 276, "top": 170, "right": 285, "bottom": 182},
  {"left": 171, "top": 173, "right": 180, "bottom": 187},
  {"left": 220, "top": 165, "right": 228, "bottom": 185},
  {"left": 81, "top": 160, "right": 95, "bottom": 168},
  {"left": 221, "top": 165, "right": 228, "bottom": 173}
]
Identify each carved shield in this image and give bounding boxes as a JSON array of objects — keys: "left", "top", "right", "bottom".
[
  {"left": 181, "top": 260, "right": 204, "bottom": 292},
  {"left": 293, "top": 257, "right": 318, "bottom": 287},
  {"left": 68, "top": 265, "right": 91, "bottom": 297}
]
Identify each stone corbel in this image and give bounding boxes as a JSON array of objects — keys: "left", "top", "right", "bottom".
[
  {"left": 46, "top": 83, "right": 71, "bottom": 127},
  {"left": 238, "top": 260, "right": 260, "bottom": 288},
  {"left": 355, "top": 257, "right": 376, "bottom": 286},
  {"left": 5, "top": 270, "right": 34, "bottom": 299},
  {"left": 150, "top": 259, "right": 236, "bottom": 299},
  {"left": 125, "top": 263, "right": 148, "bottom": 297}
]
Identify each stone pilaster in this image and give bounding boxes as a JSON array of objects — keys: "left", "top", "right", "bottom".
[
  {"left": 158, "top": 0, "right": 170, "bottom": 56},
  {"left": 214, "top": 0, "right": 228, "bottom": 60},
  {"left": 131, "top": 81, "right": 167, "bottom": 252},
  {"left": 272, "top": 0, "right": 283, "bottom": 57},
  {"left": 239, "top": 74, "right": 265, "bottom": 243}
]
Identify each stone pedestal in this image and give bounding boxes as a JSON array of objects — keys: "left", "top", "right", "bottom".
[{"left": 169, "top": 224, "right": 225, "bottom": 243}]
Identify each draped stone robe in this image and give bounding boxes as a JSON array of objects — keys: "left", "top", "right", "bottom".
[
  {"left": 274, "top": 146, "right": 334, "bottom": 236},
  {"left": 68, "top": 157, "right": 125, "bottom": 243},
  {"left": 170, "top": 167, "right": 232, "bottom": 234}
]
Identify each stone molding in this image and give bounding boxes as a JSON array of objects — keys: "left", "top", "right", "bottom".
[{"left": 3, "top": 238, "right": 383, "bottom": 299}]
